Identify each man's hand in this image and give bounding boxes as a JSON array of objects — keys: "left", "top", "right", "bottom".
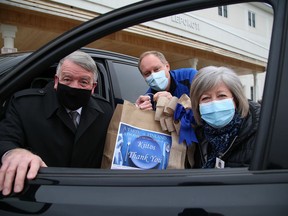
[
  {"left": 153, "top": 91, "right": 172, "bottom": 102},
  {"left": 0, "top": 148, "right": 47, "bottom": 196},
  {"left": 135, "top": 95, "right": 153, "bottom": 110}
]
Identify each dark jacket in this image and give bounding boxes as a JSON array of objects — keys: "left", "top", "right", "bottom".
[
  {"left": 192, "top": 100, "right": 261, "bottom": 168},
  {"left": 0, "top": 82, "right": 113, "bottom": 168}
]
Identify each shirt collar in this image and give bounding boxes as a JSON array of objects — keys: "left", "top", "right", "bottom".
[{"left": 66, "top": 107, "right": 82, "bottom": 115}]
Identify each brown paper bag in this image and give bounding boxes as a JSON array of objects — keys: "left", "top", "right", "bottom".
[
  {"left": 101, "top": 103, "right": 123, "bottom": 169},
  {"left": 101, "top": 100, "right": 184, "bottom": 169},
  {"left": 167, "top": 132, "right": 187, "bottom": 169}
]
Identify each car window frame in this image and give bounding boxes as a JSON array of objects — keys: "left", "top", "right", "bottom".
[{"left": 0, "top": 0, "right": 287, "bottom": 172}]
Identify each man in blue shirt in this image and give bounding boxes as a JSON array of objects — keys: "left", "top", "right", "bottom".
[{"left": 135, "top": 51, "right": 197, "bottom": 110}]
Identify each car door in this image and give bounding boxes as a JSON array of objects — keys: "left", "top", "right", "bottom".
[{"left": 0, "top": 0, "right": 288, "bottom": 216}]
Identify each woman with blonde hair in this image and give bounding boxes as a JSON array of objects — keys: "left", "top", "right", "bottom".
[{"left": 189, "top": 66, "right": 261, "bottom": 168}]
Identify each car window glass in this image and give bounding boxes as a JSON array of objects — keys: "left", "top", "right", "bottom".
[
  {"left": 85, "top": 2, "right": 273, "bottom": 170},
  {"left": 109, "top": 61, "right": 148, "bottom": 103},
  {"left": 0, "top": 1, "right": 275, "bottom": 170}
]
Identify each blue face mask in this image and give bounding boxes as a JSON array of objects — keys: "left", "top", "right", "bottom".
[
  {"left": 145, "top": 70, "right": 168, "bottom": 91},
  {"left": 199, "top": 98, "right": 235, "bottom": 128}
]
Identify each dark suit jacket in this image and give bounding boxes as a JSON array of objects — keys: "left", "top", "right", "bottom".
[{"left": 0, "top": 82, "right": 113, "bottom": 168}]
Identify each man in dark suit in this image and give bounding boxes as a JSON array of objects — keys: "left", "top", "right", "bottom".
[{"left": 0, "top": 51, "right": 113, "bottom": 196}]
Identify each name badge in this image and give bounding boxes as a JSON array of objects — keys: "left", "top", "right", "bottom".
[{"left": 215, "top": 157, "right": 225, "bottom": 168}]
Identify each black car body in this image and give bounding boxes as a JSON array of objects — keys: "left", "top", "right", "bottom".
[
  {"left": 0, "top": 0, "right": 288, "bottom": 215},
  {"left": 0, "top": 48, "right": 147, "bottom": 109}
]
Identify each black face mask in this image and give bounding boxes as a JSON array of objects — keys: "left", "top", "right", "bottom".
[{"left": 56, "top": 83, "right": 92, "bottom": 110}]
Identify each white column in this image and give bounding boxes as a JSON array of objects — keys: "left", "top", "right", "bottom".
[
  {"left": 0, "top": 24, "right": 18, "bottom": 54},
  {"left": 188, "top": 58, "right": 198, "bottom": 69},
  {"left": 253, "top": 72, "right": 258, "bottom": 102}
]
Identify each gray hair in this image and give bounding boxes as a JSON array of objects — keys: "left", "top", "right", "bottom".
[
  {"left": 138, "top": 51, "right": 168, "bottom": 72},
  {"left": 56, "top": 51, "right": 98, "bottom": 82},
  {"left": 190, "top": 66, "right": 249, "bottom": 125}
]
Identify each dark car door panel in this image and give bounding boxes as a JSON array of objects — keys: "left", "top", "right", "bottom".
[{"left": 1, "top": 168, "right": 288, "bottom": 216}]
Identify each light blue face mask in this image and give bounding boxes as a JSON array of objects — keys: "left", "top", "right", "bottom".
[
  {"left": 199, "top": 98, "right": 235, "bottom": 128},
  {"left": 145, "top": 70, "right": 168, "bottom": 91}
]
